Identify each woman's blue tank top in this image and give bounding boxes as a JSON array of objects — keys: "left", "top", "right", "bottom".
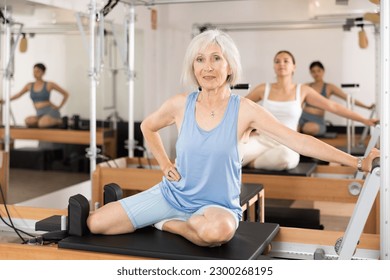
[
  {"left": 160, "top": 91, "right": 242, "bottom": 219},
  {"left": 30, "top": 82, "right": 50, "bottom": 103}
]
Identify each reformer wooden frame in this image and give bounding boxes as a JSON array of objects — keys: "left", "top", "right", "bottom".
[
  {"left": 0, "top": 127, "right": 117, "bottom": 159},
  {"left": 0, "top": 151, "right": 8, "bottom": 204},
  {"left": 92, "top": 157, "right": 264, "bottom": 223},
  {"left": 0, "top": 204, "right": 379, "bottom": 260},
  {"left": 91, "top": 157, "right": 379, "bottom": 234}
]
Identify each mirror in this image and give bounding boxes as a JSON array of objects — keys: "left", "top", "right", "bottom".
[{"left": 0, "top": 1, "right": 379, "bottom": 228}]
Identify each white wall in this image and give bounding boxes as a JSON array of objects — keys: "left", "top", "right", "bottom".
[
  {"left": 128, "top": 0, "right": 377, "bottom": 156},
  {"left": 3, "top": 0, "right": 378, "bottom": 156}
]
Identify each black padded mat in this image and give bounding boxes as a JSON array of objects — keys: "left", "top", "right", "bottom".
[
  {"left": 58, "top": 222, "right": 279, "bottom": 260},
  {"left": 242, "top": 162, "right": 317, "bottom": 177},
  {"left": 35, "top": 215, "right": 62, "bottom": 232},
  {"left": 337, "top": 145, "right": 366, "bottom": 156},
  {"left": 240, "top": 183, "right": 263, "bottom": 205}
]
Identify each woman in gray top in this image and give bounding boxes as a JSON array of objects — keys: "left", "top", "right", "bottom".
[
  {"left": 299, "top": 61, "right": 375, "bottom": 136},
  {"left": 0, "top": 63, "right": 69, "bottom": 128}
]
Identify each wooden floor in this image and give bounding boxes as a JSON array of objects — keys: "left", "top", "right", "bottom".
[{"left": 7, "top": 168, "right": 89, "bottom": 204}]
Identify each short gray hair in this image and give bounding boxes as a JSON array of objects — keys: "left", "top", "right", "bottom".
[{"left": 181, "top": 29, "right": 242, "bottom": 90}]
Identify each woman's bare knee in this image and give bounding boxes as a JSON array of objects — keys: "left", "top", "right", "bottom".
[
  {"left": 302, "top": 123, "right": 320, "bottom": 136},
  {"left": 201, "top": 221, "right": 235, "bottom": 245},
  {"left": 87, "top": 202, "right": 135, "bottom": 235},
  {"left": 38, "top": 116, "right": 61, "bottom": 128},
  {"left": 190, "top": 216, "right": 236, "bottom": 246},
  {"left": 87, "top": 212, "right": 105, "bottom": 234},
  {"left": 25, "top": 116, "right": 38, "bottom": 127}
]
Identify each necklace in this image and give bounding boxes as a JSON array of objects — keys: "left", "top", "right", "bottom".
[{"left": 198, "top": 92, "right": 230, "bottom": 118}]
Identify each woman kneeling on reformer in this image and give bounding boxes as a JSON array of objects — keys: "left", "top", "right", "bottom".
[{"left": 83, "top": 30, "right": 379, "bottom": 247}]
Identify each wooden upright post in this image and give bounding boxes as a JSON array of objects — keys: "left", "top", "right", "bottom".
[{"left": 0, "top": 151, "right": 9, "bottom": 204}]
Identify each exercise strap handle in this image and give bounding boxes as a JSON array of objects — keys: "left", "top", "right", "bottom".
[{"left": 371, "top": 157, "right": 380, "bottom": 172}]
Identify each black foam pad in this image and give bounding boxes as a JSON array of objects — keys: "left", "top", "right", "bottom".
[
  {"left": 337, "top": 145, "right": 366, "bottom": 156},
  {"left": 242, "top": 162, "right": 317, "bottom": 177},
  {"left": 240, "top": 183, "right": 262, "bottom": 205},
  {"left": 103, "top": 183, "right": 123, "bottom": 205},
  {"left": 58, "top": 222, "right": 279, "bottom": 260},
  {"left": 35, "top": 215, "right": 62, "bottom": 232},
  {"left": 265, "top": 206, "right": 323, "bottom": 230},
  {"left": 68, "top": 194, "right": 90, "bottom": 236}
]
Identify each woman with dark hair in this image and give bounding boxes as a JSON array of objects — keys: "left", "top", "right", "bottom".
[
  {"left": 0, "top": 63, "right": 69, "bottom": 128},
  {"left": 242, "top": 52, "right": 377, "bottom": 170},
  {"left": 299, "top": 60, "right": 375, "bottom": 136}
]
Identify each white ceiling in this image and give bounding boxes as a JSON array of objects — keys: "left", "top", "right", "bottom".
[{"left": 2, "top": 0, "right": 379, "bottom": 30}]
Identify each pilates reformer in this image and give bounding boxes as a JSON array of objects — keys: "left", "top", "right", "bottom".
[
  {"left": 32, "top": 183, "right": 279, "bottom": 260},
  {"left": 0, "top": 203, "right": 379, "bottom": 260},
  {"left": 241, "top": 139, "right": 376, "bottom": 229},
  {"left": 241, "top": 166, "right": 378, "bottom": 234},
  {"left": 58, "top": 221, "right": 279, "bottom": 260},
  {"left": 35, "top": 182, "right": 265, "bottom": 234},
  {"left": 91, "top": 154, "right": 379, "bottom": 233},
  {"left": 0, "top": 177, "right": 379, "bottom": 260}
]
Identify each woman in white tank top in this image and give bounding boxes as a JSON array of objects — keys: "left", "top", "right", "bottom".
[{"left": 242, "top": 50, "right": 377, "bottom": 170}]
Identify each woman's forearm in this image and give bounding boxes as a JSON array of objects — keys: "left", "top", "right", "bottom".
[{"left": 330, "top": 102, "right": 370, "bottom": 124}]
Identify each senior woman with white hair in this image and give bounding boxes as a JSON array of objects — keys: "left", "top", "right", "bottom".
[{"left": 84, "top": 29, "right": 379, "bottom": 247}]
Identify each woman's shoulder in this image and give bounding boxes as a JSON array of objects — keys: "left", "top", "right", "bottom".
[
  {"left": 246, "top": 83, "right": 266, "bottom": 99},
  {"left": 240, "top": 94, "right": 259, "bottom": 108},
  {"left": 21, "top": 82, "right": 33, "bottom": 91},
  {"left": 325, "top": 82, "right": 339, "bottom": 91},
  {"left": 299, "top": 83, "right": 318, "bottom": 99},
  {"left": 176, "top": 91, "right": 195, "bottom": 100},
  {"left": 167, "top": 92, "right": 193, "bottom": 106},
  {"left": 45, "top": 81, "right": 55, "bottom": 89}
]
